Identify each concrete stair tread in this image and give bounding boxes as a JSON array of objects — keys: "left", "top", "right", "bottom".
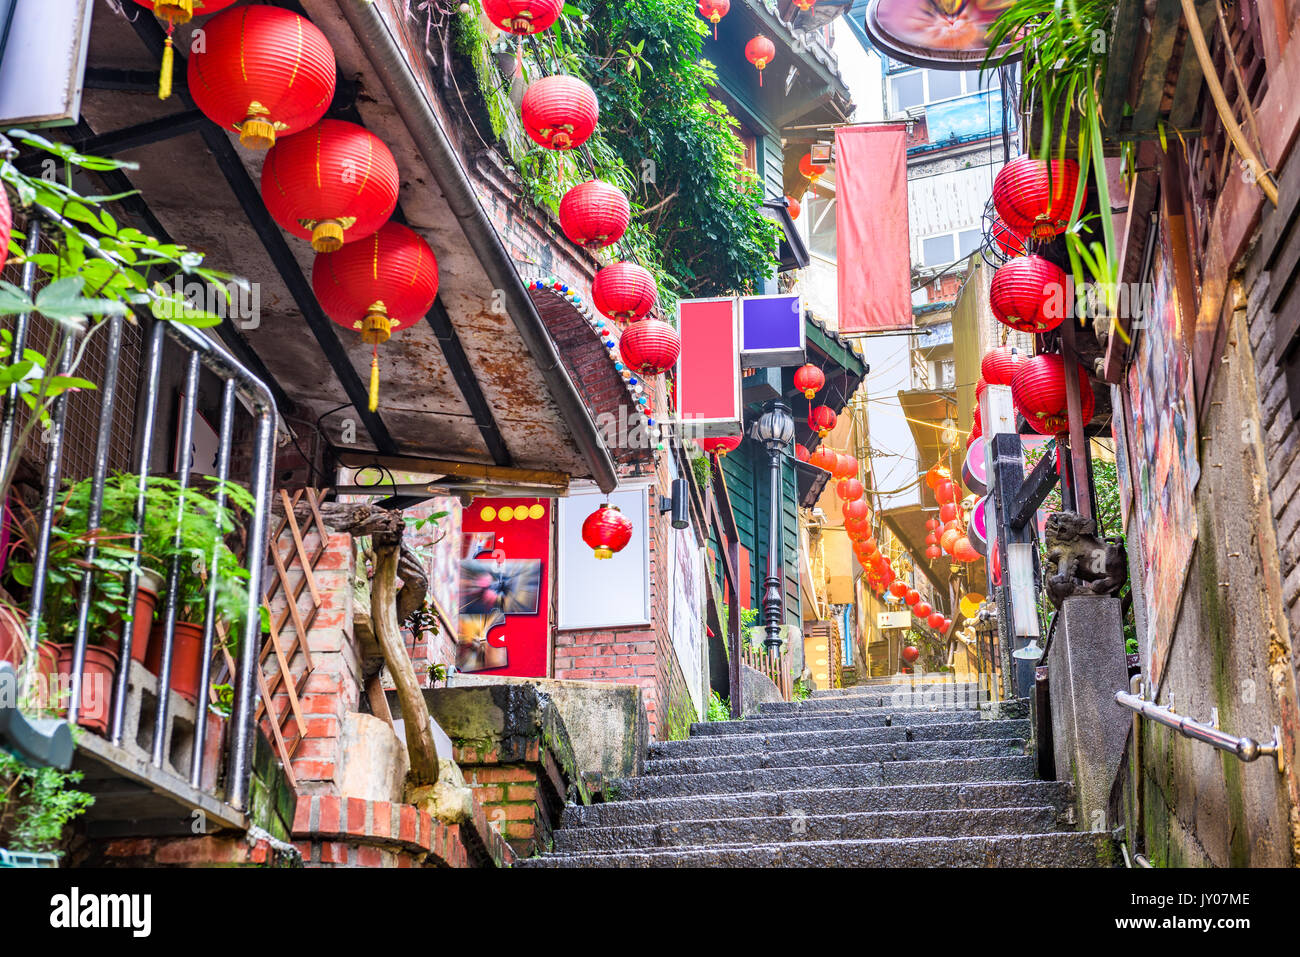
[
  {"left": 650, "top": 719, "right": 1032, "bottom": 758},
  {"left": 689, "top": 711, "right": 989, "bottom": 736},
  {"left": 522, "top": 831, "right": 1113, "bottom": 867},
  {"left": 643, "top": 737, "right": 1028, "bottom": 775}
]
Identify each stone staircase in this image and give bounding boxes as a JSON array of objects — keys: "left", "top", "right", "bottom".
[{"left": 521, "top": 679, "right": 1115, "bottom": 867}]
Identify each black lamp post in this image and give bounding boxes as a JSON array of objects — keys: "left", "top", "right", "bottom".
[{"left": 751, "top": 400, "right": 795, "bottom": 655}]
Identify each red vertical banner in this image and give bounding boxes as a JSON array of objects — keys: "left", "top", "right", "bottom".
[
  {"left": 458, "top": 498, "right": 552, "bottom": 678},
  {"left": 835, "top": 124, "right": 912, "bottom": 333}
]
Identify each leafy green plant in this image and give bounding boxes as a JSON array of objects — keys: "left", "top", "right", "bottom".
[
  {"left": 792, "top": 679, "right": 812, "bottom": 701},
  {"left": 705, "top": 690, "right": 730, "bottom": 721},
  {"left": 690, "top": 452, "right": 711, "bottom": 491},
  {"left": 0, "top": 749, "right": 93, "bottom": 854}
]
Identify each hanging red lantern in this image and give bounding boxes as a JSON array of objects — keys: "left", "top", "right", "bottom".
[
  {"left": 786, "top": 196, "right": 801, "bottom": 220},
  {"left": 925, "top": 464, "right": 951, "bottom": 489},
  {"left": 846, "top": 518, "right": 870, "bottom": 538},
  {"left": 262, "top": 120, "right": 400, "bottom": 253},
  {"left": 941, "top": 527, "right": 962, "bottom": 555},
  {"left": 991, "top": 217, "right": 1029, "bottom": 258},
  {"left": 521, "top": 75, "right": 599, "bottom": 151},
  {"left": 953, "top": 537, "right": 981, "bottom": 563},
  {"left": 904, "top": 589, "right": 919, "bottom": 606},
  {"left": 809, "top": 405, "right": 837, "bottom": 437},
  {"left": 582, "top": 504, "right": 633, "bottom": 560},
  {"left": 558, "top": 181, "right": 630, "bottom": 249},
  {"left": 619, "top": 319, "right": 680, "bottom": 376},
  {"left": 187, "top": 6, "right": 337, "bottom": 151},
  {"left": 862, "top": 537, "right": 877, "bottom": 554},
  {"left": 990, "top": 255, "right": 1067, "bottom": 334},
  {"left": 901, "top": 645, "right": 920, "bottom": 664},
  {"left": 836, "top": 478, "right": 864, "bottom": 502},
  {"left": 928, "top": 612, "right": 945, "bottom": 630},
  {"left": 697, "top": 0, "right": 730, "bottom": 38},
  {"left": 925, "top": 532, "right": 938, "bottom": 546},
  {"left": 992, "top": 156, "right": 1082, "bottom": 240},
  {"left": 133, "top": 0, "right": 238, "bottom": 98},
  {"left": 481, "top": 0, "right": 564, "bottom": 34},
  {"left": 925, "top": 518, "right": 939, "bottom": 531},
  {"left": 913, "top": 602, "right": 932, "bottom": 619},
  {"left": 843, "top": 498, "right": 871, "bottom": 522},
  {"left": 0, "top": 186, "right": 10, "bottom": 275},
  {"left": 968, "top": 419, "right": 983, "bottom": 446},
  {"left": 1012, "top": 353, "right": 1096, "bottom": 435},
  {"left": 832, "top": 453, "right": 858, "bottom": 480},
  {"left": 794, "top": 443, "right": 810, "bottom": 462},
  {"left": 975, "top": 377, "right": 988, "bottom": 403},
  {"left": 699, "top": 435, "right": 742, "bottom": 457},
  {"left": 981, "top": 345, "right": 1023, "bottom": 386},
  {"left": 808, "top": 446, "right": 837, "bottom": 472},
  {"left": 592, "top": 262, "right": 657, "bottom": 322},
  {"left": 793, "top": 363, "right": 825, "bottom": 399},
  {"left": 799, "top": 153, "right": 826, "bottom": 194},
  {"left": 939, "top": 501, "right": 958, "bottom": 523},
  {"left": 926, "top": 544, "right": 942, "bottom": 559},
  {"left": 889, "top": 580, "right": 908, "bottom": 598},
  {"left": 794, "top": 0, "right": 817, "bottom": 10},
  {"left": 312, "top": 222, "right": 439, "bottom": 413},
  {"left": 744, "top": 35, "right": 775, "bottom": 86}
]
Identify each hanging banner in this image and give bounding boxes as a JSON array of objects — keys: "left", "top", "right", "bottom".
[
  {"left": 835, "top": 124, "right": 912, "bottom": 334},
  {"left": 739, "top": 294, "right": 804, "bottom": 368}
]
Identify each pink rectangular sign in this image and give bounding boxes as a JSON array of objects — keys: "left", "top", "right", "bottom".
[{"left": 675, "top": 297, "right": 741, "bottom": 437}]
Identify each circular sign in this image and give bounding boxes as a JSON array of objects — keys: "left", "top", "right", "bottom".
[
  {"left": 962, "top": 445, "right": 988, "bottom": 496},
  {"left": 864, "top": 0, "right": 1021, "bottom": 70}
]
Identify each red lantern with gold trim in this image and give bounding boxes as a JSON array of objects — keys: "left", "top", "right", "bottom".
[
  {"left": 799, "top": 153, "right": 826, "bottom": 195},
  {"left": 262, "top": 120, "right": 400, "bottom": 253},
  {"left": 809, "top": 405, "right": 837, "bottom": 437},
  {"left": 1012, "top": 353, "right": 1097, "bottom": 436},
  {"left": 808, "top": 446, "right": 837, "bottom": 472},
  {"left": 992, "top": 156, "right": 1082, "bottom": 241},
  {"left": 794, "top": 443, "right": 810, "bottom": 462},
  {"left": 941, "top": 526, "right": 962, "bottom": 555},
  {"left": 904, "top": 589, "right": 919, "bottom": 606},
  {"left": 699, "top": 436, "right": 742, "bottom": 457},
  {"left": 187, "top": 6, "right": 337, "bottom": 150},
  {"left": 313, "top": 222, "right": 439, "bottom": 413},
  {"left": 559, "top": 180, "right": 630, "bottom": 249},
  {"left": 939, "top": 501, "right": 958, "bottom": 523},
  {"left": 619, "top": 319, "right": 680, "bottom": 376},
  {"left": 133, "top": 0, "right": 238, "bottom": 99},
  {"left": 927, "top": 612, "right": 945, "bottom": 630},
  {"left": 744, "top": 35, "right": 775, "bottom": 86},
  {"left": 991, "top": 217, "right": 1029, "bottom": 258},
  {"left": 913, "top": 602, "right": 932, "bottom": 620},
  {"left": 582, "top": 503, "right": 633, "bottom": 560},
  {"left": 832, "top": 453, "right": 857, "bottom": 480},
  {"left": 793, "top": 363, "right": 824, "bottom": 399},
  {"left": 482, "top": 0, "right": 564, "bottom": 34},
  {"left": 901, "top": 645, "right": 920, "bottom": 663},
  {"left": 926, "top": 544, "right": 941, "bottom": 559},
  {"left": 786, "top": 196, "right": 801, "bottom": 220},
  {"left": 593, "top": 262, "right": 657, "bottom": 322},
  {"left": 889, "top": 580, "right": 908, "bottom": 598},
  {"left": 953, "top": 537, "right": 980, "bottom": 563},
  {"left": 843, "top": 498, "right": 871, "bottom": 523},
  {"left": 697, "top": 0, "right": 730, "bottom": 38},
  {"left": 836, "top": 478, "right": 864, "bottom": 502},
  {"left": 521, "top": 75, "right": 599, "bottom": 151},
  {"left": 990, "top": 255, "right": 1067, "bottom": 334}
]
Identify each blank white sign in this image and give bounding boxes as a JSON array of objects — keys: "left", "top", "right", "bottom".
[
  {"left": 556, "top": 486, "right": 650, "bottom": 630},
  {"left": 0, "top": 0, "right": 93, "bottom": 128}
]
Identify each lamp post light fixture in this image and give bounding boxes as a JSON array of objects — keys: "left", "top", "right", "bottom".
[{"left": 751, "top": 400, "right": 795, "bottom": 656}]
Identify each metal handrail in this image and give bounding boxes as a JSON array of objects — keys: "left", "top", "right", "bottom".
[{"left": 1115, "top": 690, "right": 1284, "bottom": 773}]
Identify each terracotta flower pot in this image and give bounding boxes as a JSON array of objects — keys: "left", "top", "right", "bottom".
[
  {"left": 145, "top": 620, "right": 204, "bottom": 702},
  {"left": 55, "top": 643, "right": 119, "bottom": 736}
]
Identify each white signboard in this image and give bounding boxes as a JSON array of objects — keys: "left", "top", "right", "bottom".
[
  {"left": 556, "top": 485, "right": 650, "bottom": 630},
  {"left": 0, "top": 0, "right": 94, "bottom": 128},
  {"left": 877, "top": 610, "right": 912, "bottom": 630},
  {"left": 669, "top": 528, "right": 706, "bottom": 720}
]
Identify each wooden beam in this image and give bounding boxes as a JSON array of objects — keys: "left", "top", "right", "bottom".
[
  {"left": 1167, "top": 0, "right": 1218, "bottom": 128},
  {"left": 336, "top": 451, "right": 569, "bottom": 490},
  {"left": 1129, "top": 0, "right": 1185, "bottom": 135},
  {"left": 1101, "top": 0, "right": 1145, "bottom": 134}
]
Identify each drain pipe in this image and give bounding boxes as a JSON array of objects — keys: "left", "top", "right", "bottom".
[{"left": 336, "top": 1, "right": 618, "bottom": 494}]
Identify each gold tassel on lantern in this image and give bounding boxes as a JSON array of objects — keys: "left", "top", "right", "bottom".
[
  {"left": 368, "top": 347, "right": 380, "bottom": 413},
  {"left": 361, "top": 304, "right": 391, "bottom": 414},
  {"left": 159, "top": 31, "right": 175, "bottom": 100}
]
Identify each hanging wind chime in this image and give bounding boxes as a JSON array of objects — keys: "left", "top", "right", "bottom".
[
  {"left": 186, "top": 5, "right": 338, "bottom": 150},
  {"left": 744, "top": 35, "right": 775, "bottom": 86},
  {"left": 312, "top": 222, "right": 440, "bottom": 413},
  {"left": 132, "top": 0, "right": 238, "bottom": 99}
]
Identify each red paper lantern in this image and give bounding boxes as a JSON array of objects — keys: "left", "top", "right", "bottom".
[
  {"left": 809, "top": 405, "right": 837, "bottom": 437},
  {"left": 836, "top": 478, "right": 864, "bottom": 502},
  {"left": 592, "top": 262, "right": 657, "bottom": 321},
  {"left": 990, "top": 255, "right": 1067, "bottom": 334},
  {"left": 1012, "top": 353, "right": 1096, "bottom": 435},
  {"left": 521, "top": 75, "right": 599, "bottom": 151},
  {"left": 619, "top": 319, "right": 680, "bottom": 376},
  {"left": 843, "top": 498, "right": 871, "bottom": 522},
  {"left": 699, "top": 436, "right": 742, "bottom": 457},
  {"left": 558, "top": 181, "right": 630, "bottom": 249},
  {"left": 846, "top": 518, "right": 870, "bottom": 538},
  {"left": 992, "top": 217, "right": 1029, "bottom": 258},
  {"left": 187, "top": 6, "right": 336, "bottom": 151},
  {"left": 0, "top": 186, "right": 10, "bottom": 275},
  {"left": 928, "top": 612, "right": 945, "bottom": 630},
  {"left": 968, "top": 419, "right": 983, "bottom": 445},
  {"left": 993, "top": 156, "right": 1082, "bottom": 240},
  {"left": 833, "top": 453, "right": 858, "bottom": 480},
  {"left": 862, "top": 537, "right": 877, "bottom": 554},
  {"left": 745, "top": 36, "right": 775, "bottom": 86},
  {"left": 582, "top": 504, "right": 633, "bottom": 560},
  {"left": 313, "top": 222, "right": 439, "bottom": 412},
  {"left": 939, "top": 502, "right": 958, "bottom": 523},
  {"left": 262, "top": 120, "right": 399, "bottom": 253},
  {"left": 901, "top": 646, "right": 919, "bottom": 664},
  {"left": 133, "top": 0, "right": 236, "bottom": 22},
  {"left": 889, "top": 580, "right": 908, "bottom": 598},
  {"left": 808, "top": 446, "right": 837, "bottom": 472},
  {"left": 926, "top": 545, "right": 941, "bottom": 559},
  {"left": 799, "top": 153, "right": 826, "bottom": 193},
  {"left": 925, "top": 532, "right": 937, "bottom": 546},
  {"left": 954, "top": 537, "right": 980, "bottom": 562},
  {"left": 794, "top": 443, "right": 810, "bottom": 462},
  {"left": 786, "top": 196, "right": 801, "bottom": 220},
  {"left": 904, "top": 589, "right": 919, "bottom": 606},
  {"left": 913, "top": 602, "right": 932, "bottom": 619},
  {"left": 981, "top": 345, "right": 1023, "bottom": 386},
  {"left": 793, "top": 363, "right": 825, "bottom": 399},
  {"left": 935, "top": 480, "right": 956, "bottom": 505},
  {"left": 941, "top": 527, "right": 962, "bottom": 554},
  {"left": 926, "top": 464, "right": 951, "bottom": 489},
  {"left": 481, "top": 0, "right": 564, "bottom": 35},
  {"left": 925, "top": 518, "right": 939, "bottom": 531},
  {"left": 697, "top": 0, "right": 730, "bottom": 38}
]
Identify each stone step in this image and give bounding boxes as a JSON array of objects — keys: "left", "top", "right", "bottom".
[
  {"left": 644, "top": 737, "right": 1027, "bottom": 776},
  {"left": 564, "top": 780, "right": 1073, "bottom": 829},
  {"left": 552, "top": 805, "right": 1065, "bottom": 853},
  {"left": 522, "top": 832, "right": 1116, "bottom": 868},
  {"left": 690, "top": 709, "right": 985, "bottom": 737},
  {"left": 649, "top": 719, "right": 1032, "bottom": 760},
  {"left": 611, "top": 755, "right": 1036, "bottom": 801},
  {"left": 761, "top": 690, "right": 984, "bottom": 714},
  {"left": 810, "top": 682, "right": 981, "bottom": 699}
]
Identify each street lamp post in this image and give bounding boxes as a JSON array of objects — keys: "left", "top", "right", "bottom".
[{"left": 752, "top": 400, "right": 795, "bottom": 656}]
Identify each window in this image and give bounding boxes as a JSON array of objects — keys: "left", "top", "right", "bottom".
[
  {"left": 887, "top": 68, "right": 1001, "bottom": 115},
  {"left": 937, "top": 358, "right": 956, "bottom": 389},
  {"left": 921, "top": 234, "right": 954, "bottom": 267},
  {"left": 890, "top": 71, "right": 925, "bottom": 113},
  {"left": 957, "top": 227, "right": 984, "bottom": 259},
  {"left": 807, "top": 181, "right": 837, "bottom": 261}
]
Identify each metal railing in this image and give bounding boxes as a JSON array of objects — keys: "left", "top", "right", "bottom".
[
  {"left": 1115, "top": 689, "right": 1284, "bottom": 773},
  {"left": 4, "top": 204, "right": 277, "bottom": 812}
]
